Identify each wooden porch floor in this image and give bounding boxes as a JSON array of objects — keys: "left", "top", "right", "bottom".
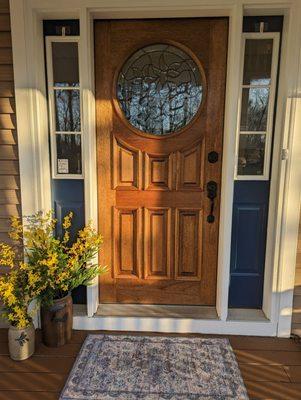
[{"left": 0, "top": 329, "right": 301, "bottom": 399}]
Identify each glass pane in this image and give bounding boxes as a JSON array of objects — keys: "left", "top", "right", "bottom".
[
  {"left": 52, "top": 42, "right": 79, "bottom": 87},
  {"left": 56, "top": 134, "right": 82, "bottom": 174},
  {"left": 237, "top": 134, "right": 266, "bottom": 176},
  {"left": 117, "top": 44, "right": 203, "bottom": 136},
  {"left": 54, "top": 89, "right": 81, "bottom": 132},
  {"left": 240, "top": 87, "right": 269, "bottom": 131},
  {"left": 243, "top": 39, "right": 273, "bottom": 85}
]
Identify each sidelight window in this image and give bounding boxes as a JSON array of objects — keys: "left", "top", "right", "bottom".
[
  {"left": 235, "top": 33, "right": 280, "bottom": 180},
  {"left": 46, "top": 37, "right": 83, "bottom": 178}
]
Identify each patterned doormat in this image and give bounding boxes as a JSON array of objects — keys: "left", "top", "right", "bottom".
[{"left": 60, "top": 335, "right": 249, "bottom": 399}]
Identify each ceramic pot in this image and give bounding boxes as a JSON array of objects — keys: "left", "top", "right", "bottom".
[
  {"left": 8, "top": 323, "right": 35, "bottom": 361},
  {"left": 41, "top": 292, "right": 73, "bottom": 347}
]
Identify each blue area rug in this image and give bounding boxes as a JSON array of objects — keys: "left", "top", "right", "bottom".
[{"left": 60, "top": 334, "right": 249, "bottom": 399}]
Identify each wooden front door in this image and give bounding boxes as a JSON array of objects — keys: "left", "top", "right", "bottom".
[{"left": 95, "top": 18, "right": 228, "bottom": 305}]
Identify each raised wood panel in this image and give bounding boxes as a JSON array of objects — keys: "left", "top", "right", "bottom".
[
  {"left": 0, "top": 189, "right": 20, "bottom": 204},
  {"left": 0, "top": 48, "right": 12, "bottom": 64},
  {"left": 144, "top": 153, "right": 172, "bottom": 191},
  {"left": 113, "top": 138, "right": 140, "bottom": 189},
  {"left": 0, "top": 144, "right": 17, "bottom": 159},
  {"left": 0, "top": 64, "right": 13, "bottom": 81},
  {"left": 114, "top": 208, "right": 141, "bottom": 278},
  {"left": 0, "top": 82, "right": 13, "bottom": 97},
  {"left": 176, "top": 140, "right": 205, "bottom": 190},
  {"left": 0, "top": 130, "right": 16, "bottom": 145},
  {"left": 0, "top": 32, "right": 11, "bottom": 48},
  {"left": 0, "top": 114, "right": 15, "bottom": 129},
  {"left": 116, "top": 190, "right": 203, "bottom": 208},
  {"left": 0, "top": 160, "right": 19, "bottom": 174},
  {"left": 175, "top": 209, "right": 202, "bottom": 280},
  {"left": 144, "top": 208, "right": 171, "bottom": 279},
  {"left": 0, "top": 98, "right": 14, "bottom": 113}
]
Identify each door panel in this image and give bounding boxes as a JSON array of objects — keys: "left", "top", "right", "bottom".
[
  {"left": 95, "top": 18, "right": 228, "bottom": 305},
  {"left": 144, "top": 208, "right": 171, "bottom": 279},
  {"left": 175, "top": 209, "right": 202, "bottom": 281},
  {"left": 113, "top": 208, "right": 141, "bottom": 279},
  {"left": 177, "top": 140, "right": 205, "bottom": 190}
]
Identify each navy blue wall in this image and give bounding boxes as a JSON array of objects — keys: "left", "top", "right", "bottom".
[
  {"left": 52, "top": 180, "right": 86, "bottom": 304},
  {"left": 228, "top": 181, "right": 269, "bottom": 308}
]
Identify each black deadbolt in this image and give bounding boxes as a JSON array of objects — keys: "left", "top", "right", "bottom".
[
  {"left": 207, "top": 181, "right": 217, "bottom": 200},
  {"left": 207, "top": 214, "right": 215, "bottom": 223},
  {"left": 208, "top": 151, "right": 219, "bottom": 164}
]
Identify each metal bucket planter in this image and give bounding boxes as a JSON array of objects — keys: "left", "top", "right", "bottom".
[
  {"left": 8, "top": 323, "right": 35, "bottom": 360},
  {"left": 41, "top": 292, "right": 73, "bottom": 347}
]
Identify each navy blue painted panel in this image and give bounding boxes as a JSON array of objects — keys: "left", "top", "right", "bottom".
[
  {"left": 228, "top": 181, "right": 270, "bottom": 308},
  {"left": 52, "top": 179, "right": 86, "bottom": 304}
]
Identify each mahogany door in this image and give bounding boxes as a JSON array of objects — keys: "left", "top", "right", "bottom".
[{"left": 95, "top": 18, "right": 228, "bottom": 305}]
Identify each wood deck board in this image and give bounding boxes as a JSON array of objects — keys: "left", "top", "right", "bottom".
[{"left": 0, "top": 329, "right": 300, "bottom": 399}]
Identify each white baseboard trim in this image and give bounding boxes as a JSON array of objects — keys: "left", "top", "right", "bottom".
[{"left": 73, "top": 314, "right": 279, "bottom": 337}]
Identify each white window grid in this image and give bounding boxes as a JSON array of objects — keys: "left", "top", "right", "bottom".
[
  {"left": 235, "top": 32, "right": 280, "bottom": 181},
  {"left": 45, "top": 36, "right": 84, "bottom": 179}
]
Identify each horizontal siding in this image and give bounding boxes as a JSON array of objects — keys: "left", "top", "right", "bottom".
[
  {"left": 0, "top": 160, "right": 19, "bottom": 175},
  {"left": 0, "top": 98, "right": 14, "bottom": 113},
  {"left": 0, "top": 175, "right": 19, "bottom": 189},
  {"left": 0, "top": 32, "right": 11, "bottom": 48},
  {"left": 0, "top": 0, "right": 9, "bottom": 13},
  {"left": 0, "top": 2, "right": 22, "bottom": 259},
  {"left": 0, "top": 82, "right": 14, "bottom": 97},
  {"left": 0, "top": 130, "right": 17, "bottom": 145},
  {"left": 292, "top": 216, "right": 301, "bottom": 336}
]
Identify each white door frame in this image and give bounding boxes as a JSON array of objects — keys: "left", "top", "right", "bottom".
[{"left": 9, "top": 0, "right": 301, "bottom": 336}]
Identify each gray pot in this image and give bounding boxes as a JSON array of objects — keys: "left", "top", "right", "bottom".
[{"left": 8, "top": 323, "right": 35, "bottom": 361}]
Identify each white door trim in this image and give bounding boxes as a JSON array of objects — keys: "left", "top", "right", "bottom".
[{"left": 9, "top": 0, "right": 301, "bottom": 336}]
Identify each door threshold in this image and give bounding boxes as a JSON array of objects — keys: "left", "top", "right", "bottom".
[
  {"left": 227, "top": 308, "right": 268, "bottom": 322},
  {"left": 96, "top": 304, "right": 218, "bottom": 320}
]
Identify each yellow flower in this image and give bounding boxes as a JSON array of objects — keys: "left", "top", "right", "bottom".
[
  {"left": 9, "top": 216, "right": 23, "bottom": 241},
  {"left": 0, "top": 243, "right": 15, "bottom": 268},
  {"left": 28, "top": 271, "right": 40, "bottom": 287},
  {"left": 62, "top": 230, "right": 70, "bottom": 244},
  {"left": 62, "top": 212, "right": 73, "bottom": 230}
]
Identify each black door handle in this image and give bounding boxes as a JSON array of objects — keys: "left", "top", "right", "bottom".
[{"left": 207, "top": 181, "right": 217, "bottom": 223}]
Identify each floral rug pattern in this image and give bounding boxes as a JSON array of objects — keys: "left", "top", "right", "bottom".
[{"left": 60, "top": 334, "right": 249, "bottom": 399}]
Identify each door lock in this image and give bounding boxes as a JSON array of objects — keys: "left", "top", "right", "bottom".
[
  {"left": 207, "top": 181, "right": 217, "bottom": 223},
  {"left": 208, "top": 151, "right": 219, "bottom": 164}
]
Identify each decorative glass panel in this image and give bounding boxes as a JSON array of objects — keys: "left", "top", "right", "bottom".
[
  {"left": 240, "top": 87, "right": 269, "bottom": 131},
  {"left": 117, "top": 44, "right": 203, "bottom": 136},
  {"left": 56, "top": 134, "right": 82, "bottom": 174},
  {"left": 237, "top": 134, "right": 266, "bottom": 176},
  {"left": 243, "top": 39, "right": 273, "bottom": 86},
  {"left": 52, "top": 42, "right": 79, "bottom": 87},
  {"left": 54, "top": 89, "right": 81, "bottom": 132}
]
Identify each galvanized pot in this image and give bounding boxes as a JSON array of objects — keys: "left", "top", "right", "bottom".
[
  {"left": 41, "top": 292, "right": 73, "bottom": 347},
  {"left": 8, "top": 323, "right": 35, "bottom": 361}
]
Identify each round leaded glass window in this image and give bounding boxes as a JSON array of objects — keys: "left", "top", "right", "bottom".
[{"left": 117, "top": 44, "right": 204, "bottom": 136}]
